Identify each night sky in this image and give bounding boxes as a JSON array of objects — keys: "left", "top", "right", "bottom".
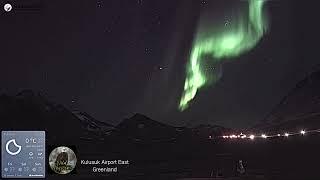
[{"left": 0, "top": 0, "right": 319, "bottom": 128}]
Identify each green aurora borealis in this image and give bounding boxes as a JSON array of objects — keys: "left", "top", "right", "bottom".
[{"left": 179, "top": 0, "right": 268, "bottom": 111}]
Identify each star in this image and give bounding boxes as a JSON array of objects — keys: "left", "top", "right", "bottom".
[
  {"left": 225, "top": 20, "right": 230, "bottom": 27},
  {"left": 144, "top": 47, "right": 152, "bottom": 54},
  {"left": 97, "top": 1, "right": 102, "bottom": 8}
]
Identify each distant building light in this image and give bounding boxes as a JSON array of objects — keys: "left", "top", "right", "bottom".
[
  {"left": 284, "top": 133, "right": 289, "bottom": 137},
  {"left": 261, "top": 134, "right": 267, "bottom": 139},
  {"left": 249, "top": 135, "right": 255, "bottom": 140},
  {"left": 230, "top": 135, "right": 237, "bottom": 139},
  {"left": 277, "top": 134, "right": 281, "bottom": 137},
  {"left": 300, "top": 130, "right": 306, "bottom": 135}
]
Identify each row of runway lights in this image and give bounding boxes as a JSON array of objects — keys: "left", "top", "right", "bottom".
[{"left": 215, "top": 129, "right": 320, "bottom": 140}]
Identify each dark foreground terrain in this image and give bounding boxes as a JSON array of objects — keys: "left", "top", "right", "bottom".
[
  {"left": 0, "top": 91, "right": 319, "bottom": 180},
  {"left": 1, "top": 69, "right": 320, "bottom": 179}
]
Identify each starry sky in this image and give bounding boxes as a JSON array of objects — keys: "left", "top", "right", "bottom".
[{"left": 0, "top": 0, "right": 319, "bottom": 128}]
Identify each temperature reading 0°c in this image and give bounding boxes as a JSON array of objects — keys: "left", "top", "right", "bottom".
[{"left": 25, "top": 138, "right": 37, "bottom": 144}]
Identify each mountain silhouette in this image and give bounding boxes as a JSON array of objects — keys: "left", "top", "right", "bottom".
[
  {"left": 252, "top": 67, "right": 320, "bottom": 132},
  {"left": 0, "top": 90, "right": 92, "bottom": 143},
  {"left": 114, "top": 113, "right": 182, "bottom": 142}
]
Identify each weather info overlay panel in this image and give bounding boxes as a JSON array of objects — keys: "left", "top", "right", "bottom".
[{"left": 1, "top": 131, "right": 45, "bottom": 179}]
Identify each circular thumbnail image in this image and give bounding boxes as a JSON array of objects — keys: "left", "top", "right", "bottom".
[{"left": 49, "top": 146, "right": 77, "bottom": 175}]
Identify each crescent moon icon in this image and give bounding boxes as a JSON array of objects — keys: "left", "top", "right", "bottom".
[{"left": 5, "top": 139, "right": 22, "bottom": 155}]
